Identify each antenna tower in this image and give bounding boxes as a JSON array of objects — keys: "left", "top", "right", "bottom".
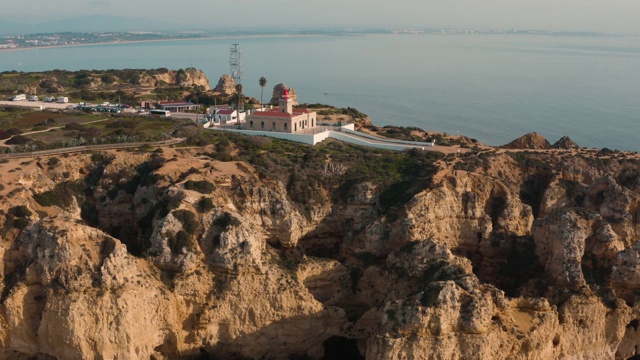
[{"left": 229, "top": 44, "right": 243, "bottom": 85}]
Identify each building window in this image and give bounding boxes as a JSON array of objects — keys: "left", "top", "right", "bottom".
[
  {"left": 273, "top": 122, "right": 276, "bottom": 129},
  {"left": 294, "top": 123, "right": 297, "bottom": 132},
  {"left": 284, "top": 123, "right": 288, "bottom": 130},
  {"left": 250, "top": 121, "right": 253, "bottom": 128},
  {"left": 260, "top": 121, "right": 264, "bottom": 129}
]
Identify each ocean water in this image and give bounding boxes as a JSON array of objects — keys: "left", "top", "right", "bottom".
[{"left": 2, "top": 34, "right": 640, "bottom": 150}]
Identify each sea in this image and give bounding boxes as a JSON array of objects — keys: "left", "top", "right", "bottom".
[{"left": 2, "top": 34, "right": 640, "bottom": 151}]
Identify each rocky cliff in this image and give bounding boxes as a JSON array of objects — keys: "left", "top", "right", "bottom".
[
  {"left": 270, "top": 83, "right": 298, "bottom": 105},
  {"left": 212, "top": 74, "right": 236, "bottom": 95},
  {"left": 1, "top": 133, "right": 640, "bottom": 359}
]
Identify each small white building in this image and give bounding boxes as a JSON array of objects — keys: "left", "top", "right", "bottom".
[{"left": 213, "top": 109, "right": 246, "bottom": 124}]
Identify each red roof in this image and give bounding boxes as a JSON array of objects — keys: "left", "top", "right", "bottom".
[
  {"left": 216, "top": 109, "right": 235, "bottom": 115},
  {"left": 159, "top": 101, "right": 196, "bottom": 106}
]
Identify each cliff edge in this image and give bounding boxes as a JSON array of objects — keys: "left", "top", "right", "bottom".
[{"left": 0, "top": 131, "right": 640, "bottom": 359}]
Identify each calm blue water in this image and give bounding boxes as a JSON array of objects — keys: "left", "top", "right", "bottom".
[{"left": 2, "top": 34, "right": 640, "bottom": 150}]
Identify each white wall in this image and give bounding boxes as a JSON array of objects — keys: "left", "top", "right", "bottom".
[{"left": 209, "top": 128, "right": 321, "bottom": 145}]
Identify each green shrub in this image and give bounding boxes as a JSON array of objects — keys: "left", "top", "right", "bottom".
[
  {"left": 198, "top": 197, "right": 215, "bottom": 213},
  {"left": 183, "top": 180, "right": 215, "bottom": 194},
  {"left": 172, "top": 209, "right": 200, "bottom": 235},
  {"left": 13, "top": 217, "right": 29, "bottom": 230},
  {"left": 5, "top": 135, "right": 31, "bottom": 145},
  {"left": 213, "top": 212, "right": 241, "bottom": 230},
  {"left": 47, "top": 157, "right": 61, "bottom": 167},
  {"left": 8, "top": 205, "right": 32, "bottom": 218},
  {"left": 168, "top": 230, "right": 191, "bottom": 254},
  {"left": 33, "top": 181, "right": 84, "bottom": 208}
]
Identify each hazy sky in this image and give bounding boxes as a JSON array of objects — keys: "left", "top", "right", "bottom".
[{"left": 4, "top": 0, "right": 640, "bottom": 33}]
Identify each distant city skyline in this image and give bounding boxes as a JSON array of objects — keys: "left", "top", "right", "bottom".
[{"left": 1, "top": 0, "right": 640, "bottom": 34}]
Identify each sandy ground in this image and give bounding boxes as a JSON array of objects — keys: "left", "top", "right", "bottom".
[
  {"left": 0, "top": 145, "right": 256, "bottom": 202},
  {"left": 156, "top": 145, "right": 256, "bottom": 183}
]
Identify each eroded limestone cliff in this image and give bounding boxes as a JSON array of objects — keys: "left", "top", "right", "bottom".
[{"left": 1, "top": 136, "right": 640, "bottom": 359}]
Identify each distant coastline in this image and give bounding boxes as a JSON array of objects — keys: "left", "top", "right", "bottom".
[
  {"left": 0, "top": 34, "right": 333, "bottom": 53},
  {"left": 1, "top": 29, "right": 629, "bottom": 53}
]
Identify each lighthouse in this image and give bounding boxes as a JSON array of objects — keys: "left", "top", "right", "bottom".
[{"left": 279, "top": 87, "right": 293, "bottom": 114}]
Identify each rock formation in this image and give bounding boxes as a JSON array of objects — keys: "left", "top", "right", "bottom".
[
  {"left": 270, "top": 83, "right": 298, "bottom": 105},
  {"left": 1, "top": 135, "right": 640, "bottom": 359},
  {"left": 213, "top": 74, "right": 236, "bottom": 95},
  {"left": 552, "top": 135, "right": 580, "bottom": 149},
  {"left": 502, "top": 132, "right": 551, "bottom": 149}
]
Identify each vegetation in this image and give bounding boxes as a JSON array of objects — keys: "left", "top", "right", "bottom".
[
  {"left": 259, "top": 76, "right": 267, "bottom": 106},
  {"left": 0, "top": 110, "right": 176, "bottom": 152},
  {"left": 197, "top": 197, "right": 215, "bottom": 213},
  {"left": 0, "top": 68, "right": 203, "bottom": 102},
  {"left": 33, "top": 181, "right": 84, "bottom": 208},
  {"left": 8, "top": 205, "right": 32, "bottom": 218},
  {"left": 172, "top": 209, "right": 200, "bottom": 236},
  {"left": 183, "top": 180, "right": 216, "bottom": 194},
  {"left": 186, "top": 130, "right": 443, "bottom": 219}
]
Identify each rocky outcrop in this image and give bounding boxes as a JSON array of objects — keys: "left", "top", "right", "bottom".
[
  {"left": 2, "top": 142, "right": 640, "bottom": 359},
  {"left": 270, "top": 83, "right": 298, "bottom": 105},
  {"left": 0, "top": 215, "right": 180, "bottom": 359},
  {"left": 213, "top": 74, "right": 236, "bottom": 95},
  {"left": 552, "top": 136, "right": 580, "bottom": 149},
  {"left": 502, "top": 132, "right": 551, "bottom": 149},
  {"left": 138, "top": 68, "right": 211, "bottom": 90}
]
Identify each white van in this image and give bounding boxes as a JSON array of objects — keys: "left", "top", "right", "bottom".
[
  {"left": 12, "top": 94, "right": 26, "bottom": 101},
  {"left": 56, "top": 97, "right": 69, "bottom": 103},
  {"left": 28, "top": 95, "right": 38, "bottom": 101}
]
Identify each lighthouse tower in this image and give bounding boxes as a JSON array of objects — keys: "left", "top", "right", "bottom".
[{"left": 279, "top": 88, "right": 293, "bottom": 114}]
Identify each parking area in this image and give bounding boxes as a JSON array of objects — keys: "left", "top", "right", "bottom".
[{"left": 0, "top": 99, "right": 137, "bottom": 114}]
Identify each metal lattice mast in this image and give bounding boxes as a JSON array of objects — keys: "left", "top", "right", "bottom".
[{"left": 229, "top": 44, "right": 243, "bottom": 85}]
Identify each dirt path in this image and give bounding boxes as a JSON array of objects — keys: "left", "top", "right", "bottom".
[{"left": 0, "top": 137, "right": 186, "bottom": 159}]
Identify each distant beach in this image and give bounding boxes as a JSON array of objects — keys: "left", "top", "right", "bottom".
[{"left": 0, "top": 33, "right": 334, "bottom": 53}]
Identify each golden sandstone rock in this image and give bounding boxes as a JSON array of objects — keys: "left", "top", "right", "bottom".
[{"left": 1, "top": 140, "right": 640, "bottom": 359}]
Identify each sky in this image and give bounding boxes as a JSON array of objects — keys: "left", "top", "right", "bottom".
[{"left": 3, "top": 0, "right": 640, "bottom": 34}]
